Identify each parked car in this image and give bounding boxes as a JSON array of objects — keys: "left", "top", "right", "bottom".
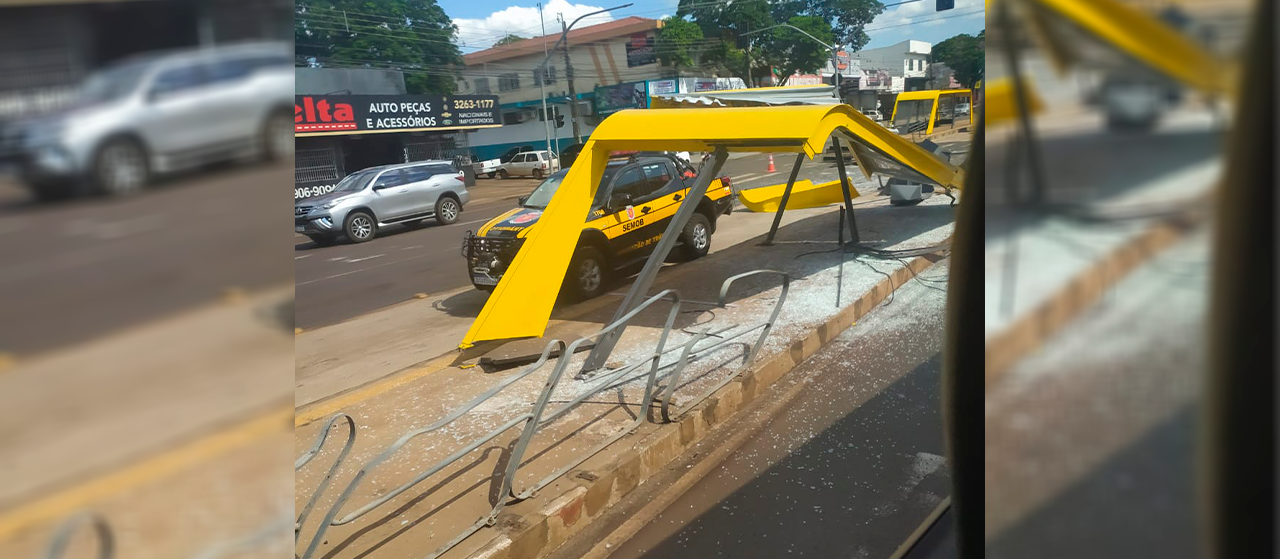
[
  {"left": 955, "top": 102, "right": 971, "bottom": 116},
  {"left": 295, "top": 160, "right": 469, "bottom": 246},
  {"left": 861, "top": 109, "right": 883, "bottom": 121},
  {"left": 0, "top": 41, "right": 293, "bottom": 200},
  {"left": 462, "top": 154, "right": 734, "bottom": 299},
  {"left": 473, "top": 145, "right": 533, "bottom": 179},
  {"left": 558, "top": 142, "right": 586, "bottom": 169},
  {"left": 499, "top": 150, "right": 559, "bottom": 179}
]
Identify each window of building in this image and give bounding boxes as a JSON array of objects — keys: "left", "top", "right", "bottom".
[
  {"left": 498, "top": 72, "right": 520, "bottom": 91},
  {"left": 474, "top": 77, "right": 490, "bottom": 94},
  {"left": 532, "top": 66, "right": 557, "bottom": 86}
]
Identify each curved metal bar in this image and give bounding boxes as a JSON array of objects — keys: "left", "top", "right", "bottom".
[
  {"left": 294, "top": 413, "right": 356, "bottom": 541},
  {"left": 507, "top": 289, "right": 684, "bottom": 500},
  {"left": 189, "top": 516, "right": 292, "bottom": 559},
  {"left": 298, "top": 339, "right": 566, "bottom": 559},
  {"left": 717, "top": 270, "right": 791, "bottom": 361},
  {"left": 660, "top": 329, "right": 713, "bottom": 422},
  {"left": 661, "top": 270, "right": 791, "bottom": 422},
  {"left": 42, "top": 512, "right": 114, "bottom": 559}
]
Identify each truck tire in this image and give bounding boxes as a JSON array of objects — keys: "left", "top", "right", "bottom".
[
  {"left": 487, "top": 172, "right": 496, "bottom": 179},
  {"left": 344, "top": 210, "right": 377, "bottom": 243},
  {"left": 566, "top": 245, "right": 608, "bottom": 300},
  {"left": 678, "top": 213, "right": 712, "bottom": 260},
  {"left": 436, "top": 196, "right": 461, "bottom": 225},
  {"left": 498, "top": 169, "right": 510, "bottom": 179}
]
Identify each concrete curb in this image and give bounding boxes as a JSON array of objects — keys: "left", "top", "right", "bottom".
[
  {"left": 984, "top": 206, "right": 1210, "bottom": 388},
  {"left": 465, "top": 252, "right": 945, "bottom": 559}
]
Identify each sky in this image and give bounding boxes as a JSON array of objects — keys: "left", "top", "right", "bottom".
[{"left": 441, "top": 0, "right": 985, "bottom": 52}]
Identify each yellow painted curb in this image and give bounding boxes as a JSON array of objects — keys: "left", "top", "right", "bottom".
[{"left": 0, "top": 405, "right": 292, "bottom": 541}]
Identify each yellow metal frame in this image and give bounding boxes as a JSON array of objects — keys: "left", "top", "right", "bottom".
[
  {"left": 737, "top": 179, "right": 856, "bottom": 213},
  {"left": 983, "top": 77, "right": 1045, "bottom": 127},
  {"left": 890, "top": 89, "right": 974, "bottom": 135},
  {"left": 459, "top": 104, "right": 964, "bottom": 347},
  {"left": 1002, "top": 0, "right": 1234, "bottom": 97}
]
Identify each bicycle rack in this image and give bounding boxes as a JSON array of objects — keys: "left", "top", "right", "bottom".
[
  {"left": 41, "top": 512, "right": 113, "bottom": 559},
  {"left": 39, "top": 512, "right": 289, "bottom": 559},
  {"left": 659, "top": 270, "right": 790, "bottom": 422},
  {"left": 295, "top": 270, "right": 791, "bottom": 559},
  {"left": 294, "top": 413, "right": 356, "bottom": 541}
]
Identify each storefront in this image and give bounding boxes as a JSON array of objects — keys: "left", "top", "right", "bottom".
[{"left": 294, "top": 93, "right": 500, "bottom": 200}]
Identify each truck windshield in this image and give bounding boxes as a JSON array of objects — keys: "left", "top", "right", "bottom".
[
  {"left": 522, "top": 167, "right": 619, "bottom": 209},
  {"left": 331, "top": 169, "right": 378, "bottom": 194}
]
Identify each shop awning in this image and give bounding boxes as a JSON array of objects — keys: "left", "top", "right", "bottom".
[{"left": 648, "top": 85, "right": 840, "bottom": 108}]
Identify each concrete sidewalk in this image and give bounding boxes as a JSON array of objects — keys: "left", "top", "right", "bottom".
[{"left": 293, "top": 191, "right": 956, "bottom": 558}]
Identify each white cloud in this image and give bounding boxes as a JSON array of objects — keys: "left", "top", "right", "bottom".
[
  {"left": 868, "top": 0, "right": 984, "bottom": 32},
  {"left": 453, "top": 0, "right": 618, "bottom": 50}
]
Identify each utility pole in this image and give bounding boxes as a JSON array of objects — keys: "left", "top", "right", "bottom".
[
  {"left": 561, "top": 17, "right": 582, "bottom": 144},
  {"left": 538, "top": 3, "right": 553, "bottom": 156}
]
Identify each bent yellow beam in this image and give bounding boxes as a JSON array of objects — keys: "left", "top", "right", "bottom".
[
  {"left": 1004, "top": 0, "right": 1232, "bottom": 97},
  {"left": 460, "top": 105, "right": 963, "bottom": 347},
  {"left": 738, "top": 179, "right": 857, "bottom": 213},
  {"left": 983, "top": 77, "right": 1045, "bottom": 127}
]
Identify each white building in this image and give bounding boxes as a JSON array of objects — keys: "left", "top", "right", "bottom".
[
  {"left": 853, "top": 39, "right": 932, "bottom": 91},
  {"left": 455, "top": 16, "right": 667, "bottom": 160}
]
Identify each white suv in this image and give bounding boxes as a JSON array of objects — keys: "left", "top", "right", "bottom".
[
  {"left": 499, "top": 150, "right": 559, "bottom": 179},
  {"left": 1, "top": 41, "right": 293, "bottom": 200}
]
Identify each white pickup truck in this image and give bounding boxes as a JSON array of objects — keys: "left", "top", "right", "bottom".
[{"left": 473, "top": 145, "right": 533, "bottom": 179}]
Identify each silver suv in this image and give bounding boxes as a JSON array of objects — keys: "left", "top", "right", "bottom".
[
  {"left": 295, "top": 160, "right": 470, "bottom": 246},
  {"left": 0, "top": 41, "right": 293, "bottom": 200}
]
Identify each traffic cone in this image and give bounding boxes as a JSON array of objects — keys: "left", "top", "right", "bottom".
[{"left": 766, "top": 153, "right": 776, "bottom": 172}]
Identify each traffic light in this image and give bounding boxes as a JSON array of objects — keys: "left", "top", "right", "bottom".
[
  {"left": 937, "top": 0, "right": 954, "bottom": 10},
  {"left": 555, "top": 112, "right": 565, "bottom": 128}
]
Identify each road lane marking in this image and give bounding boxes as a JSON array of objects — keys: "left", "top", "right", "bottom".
[
  {"left": 0, "top": 404, "right": 292, "bottom": 541},
  {"left": 296, "top": 254, "right": 311, "bottom": 260},
  {"left": 345, "top": 254, "right": 385, "bottom": 263}
]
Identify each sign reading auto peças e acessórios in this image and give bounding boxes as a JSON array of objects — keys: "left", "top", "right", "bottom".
[{"left": 294, "top": 94, "right": 500, "bottom": 135}]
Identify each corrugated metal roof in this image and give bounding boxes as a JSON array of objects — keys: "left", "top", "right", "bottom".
[{"left": 649, "top": 85, "right": 841, "bottom": 108}]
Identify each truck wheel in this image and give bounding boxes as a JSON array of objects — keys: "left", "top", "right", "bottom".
[
  {"left": 93, "top": 138, "right": 148, "bottom": 197},
  {"left": 533, "top": 168, "right": 543, "bottom": 179},
  {"left": 436, "top": 196, "right": 460, "bottom": 225},
  {"left": 487, "top": 172, "right": 496, "bottom": 179},
  {"left": 498, "top": 169, "right": 510, "bottom": 179},
  {"left": 344, "top": 210, "right": 377, "bottom": 243},
  {"left": 678, "top": 213, "right": 712, "bottom": 260},
  {"left": 567, "top": 245, "right": 608, "bottom": 300}
]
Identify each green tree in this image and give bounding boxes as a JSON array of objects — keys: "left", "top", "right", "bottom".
[
  {"left": 655, "top": 16, "right": 704, "bottom": 71},
  {"left": 759, "top": 16, "right": 835, "bottom": 84},
  {"left": 932, "top": 30, "right": 985, "bottom": 88},
  {"left": 494, "top": 34, "right": 526, "bottom": 46},
  {"left": 676, "top": 0, "right": 882, "bottom": 85},
  {"left": 295, "top": 0, "right": 462, "bottom": 94}
]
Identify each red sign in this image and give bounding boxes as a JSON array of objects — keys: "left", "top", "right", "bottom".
[
  {"left": 510, "top": 211, "right": 541, "bottom": 224},
  {"left": 295, "top": 96, "right": 357, "bottom": 132},
  {"left": 625, "top": 205, "right": 636, "bottom": 220}
]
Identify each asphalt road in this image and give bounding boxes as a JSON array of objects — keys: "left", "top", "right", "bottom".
[
  {"left": 293, "top": 146, "right": 972, "bottom": 331},
  {"left": 602, "top": 259, "right": 953, "bottom": 559},
  {"left": 293, "top": 182, "right": 533, "bottom": 330},
  {"left": 0, "top": 161, "right": 293, "bottom": 356}
]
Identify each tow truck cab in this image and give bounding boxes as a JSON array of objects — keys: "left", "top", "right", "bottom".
[{"left": 461, "top": 154, "right": 734, "bottom": 299}]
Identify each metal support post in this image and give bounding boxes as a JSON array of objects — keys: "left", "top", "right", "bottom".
[
  {"left": 581, "top": 147, "right": 730, "bottom": 372},
  {"left": 763, "top": 152, "right": 806, "bottom": 245},
  {"left": 837, "top": 206, "right": 845, "bottom": 308},
  {"left": 830, "top": 136, "right": 860, "bottom": 245},
  {"left": 998, "top": 0, "right": 1048, "bottom": 207}
]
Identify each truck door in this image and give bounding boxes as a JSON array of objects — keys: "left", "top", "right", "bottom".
[{"left": 603, "top": 164, "right": 661, "bottom": 259}]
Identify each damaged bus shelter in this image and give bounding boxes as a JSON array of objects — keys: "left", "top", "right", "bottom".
[{"left": 459, "top": 104, "right": 966, "bottom": 370}]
